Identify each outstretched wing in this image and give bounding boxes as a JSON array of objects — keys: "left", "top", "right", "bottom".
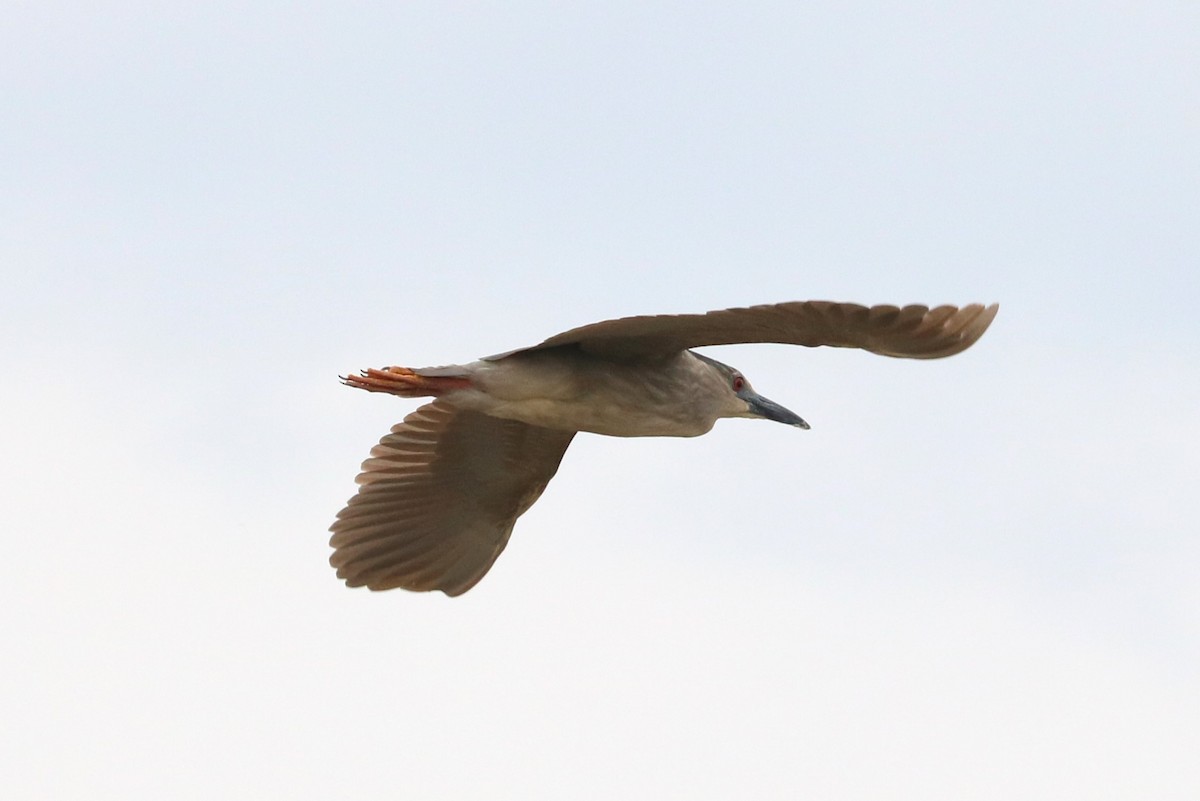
[
  {"left": 330, "top": 401, "right": 575, "bottom": 596},
  {"left": 506, "top": 301, "right": 998, "bottom": 360}
]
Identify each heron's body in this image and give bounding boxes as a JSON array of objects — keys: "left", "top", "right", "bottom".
[
  {"left": 330, "top": 300, "right": 999, "bottom": 596},
  {"left": 430, "top": 349, "right": 740, "bottom": 437}
]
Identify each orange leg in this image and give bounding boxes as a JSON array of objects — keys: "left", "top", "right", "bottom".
[{"left": 341, "top": 366, "right": 473, "bottom": 398}]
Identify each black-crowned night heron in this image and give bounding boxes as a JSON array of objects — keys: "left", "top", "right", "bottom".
[{"left": 331, "top": 300, "right": 998, "bottom": 596}]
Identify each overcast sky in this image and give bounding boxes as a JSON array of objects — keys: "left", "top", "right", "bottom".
[{"left": 3, "top": 2, "right": 1198, "bottom": 798}]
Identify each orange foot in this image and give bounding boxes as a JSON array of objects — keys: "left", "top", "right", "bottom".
[{"left": 341, "top": 366, "right": 472, "bottom": 398}]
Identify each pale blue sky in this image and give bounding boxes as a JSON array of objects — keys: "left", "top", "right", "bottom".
[{"left": 3, "top": 2, "right": 1198, "bottom": 798}]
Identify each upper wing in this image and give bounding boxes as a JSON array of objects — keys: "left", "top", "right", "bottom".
[
  {"left": 329, "top": 401, "right": 575, "bottom": 596},
  {"left": 506, "top": 301, "right": 998, "bottom": 360}
]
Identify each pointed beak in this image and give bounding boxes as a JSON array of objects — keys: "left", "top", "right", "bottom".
[{"left": 746, "top": 392, "right": 810, "bottom": 429}]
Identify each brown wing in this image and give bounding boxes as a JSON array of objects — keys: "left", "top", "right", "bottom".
[
  {"left": 329, "top": 401, "right": 575, "bottom": 596},
  {"left": 507, "top": 301, "right": 998, "bottom": 360}
]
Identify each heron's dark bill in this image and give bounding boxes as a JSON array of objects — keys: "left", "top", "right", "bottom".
[{"left": 747, "top": 394, "right": 810, "bottom": 429}]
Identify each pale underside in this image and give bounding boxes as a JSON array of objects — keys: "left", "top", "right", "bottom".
[{"left": 330, "top": 300, "right": 999, "bottom": 595}]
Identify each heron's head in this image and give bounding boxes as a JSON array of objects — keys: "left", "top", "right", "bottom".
[{"left": 694, "top": 353, "right": 810, "bottom": 429}]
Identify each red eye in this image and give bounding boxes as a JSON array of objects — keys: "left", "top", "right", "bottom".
[{"left": 732, "top": 376, "right": 745, "bottom": 391}]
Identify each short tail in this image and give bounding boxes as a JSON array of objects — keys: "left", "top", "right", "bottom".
[{"left": 341, "top": 366, "right": 473, "bottom": 398}]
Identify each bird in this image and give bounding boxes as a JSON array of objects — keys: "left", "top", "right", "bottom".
[{"left": 330, "top": 300, "right": 998, "bottom": 596}]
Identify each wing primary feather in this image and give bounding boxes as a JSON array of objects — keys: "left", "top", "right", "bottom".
[{"left": 329, "top": 401, "right": 575, "bottom": 595}]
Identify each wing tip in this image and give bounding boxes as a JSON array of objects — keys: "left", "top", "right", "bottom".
[
  {"left": 849, "top": 300, "right": 998, "bottom": 359},
  {"left": 955, "top": 301, "right": 1000, "bottom": 352}
]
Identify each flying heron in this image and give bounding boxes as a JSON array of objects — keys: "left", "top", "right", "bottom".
[{"left": 330, "top": 300, "right": 998, "bottom": 596}]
